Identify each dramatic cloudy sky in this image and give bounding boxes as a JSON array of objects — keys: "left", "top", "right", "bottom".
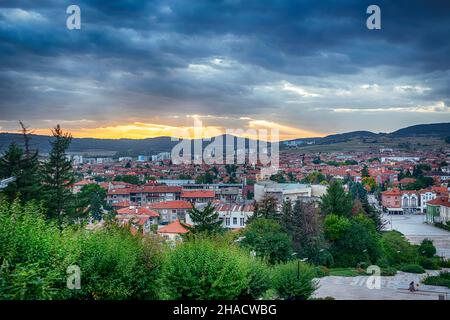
[{"left": 0, "top": 0, "right": 449, "bottom": 139}]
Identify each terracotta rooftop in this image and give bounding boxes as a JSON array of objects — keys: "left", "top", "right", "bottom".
[{"left": 157, "top": 220, "right": 189, "bottom": 234}]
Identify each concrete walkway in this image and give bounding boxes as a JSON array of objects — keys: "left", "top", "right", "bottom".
[
  {"left": 383, "top": 214, "right": 450, "bottom": 258},
  {"left": 314, "top": 269, "right": 450, "bottom": 300}
]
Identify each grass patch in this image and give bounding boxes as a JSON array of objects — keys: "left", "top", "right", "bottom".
[
  {"left": 329, "top": 268, "right": 365, "bottom": 277},
  {"left": 399, "top": 264, "right": 425, "bottom": 274}
]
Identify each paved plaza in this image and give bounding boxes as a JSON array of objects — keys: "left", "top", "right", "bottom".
[
  {"left": 314, "top": 270, "right": 450, "bottom": 300},
  {"left": 312, "top": 215, "right": 450, "bottom": 300},
  {"left": 384, "top": 214, "right": 450, "bottom": 258}
]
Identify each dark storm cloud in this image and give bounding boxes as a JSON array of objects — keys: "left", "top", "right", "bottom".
[{"left": 0, "top": 0, "right": 449, "bottom": 133}]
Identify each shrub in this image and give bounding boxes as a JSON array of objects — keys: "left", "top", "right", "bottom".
[
  {"left": 419, "top": 257, "right": 441, "bottom": 270},
  {"left": 238, "top": 258, "right": 271, "bottom": 299},
  {"left": 0, "top": 200, "right": 163, "bottom": 300},
  {"left": 418, "top": 239, "right": 436, "bottom": 258},
  {"left": 314, "top": 266, "right": 330, "bottom": 278},
  {"left": 241, "top": 218, "right": 293, "bottom": 265},
  {"left": 271, "top": 261, "right": 318, "bottom": 300},
  {"left": 399, "top": 264, "right": 425, "bottom": 274},
  {"left": 381, "top": 231, "right": 418, "bottom": 266},
  {"left": 325, "top": 214, "right": 382, "bottom": 267},
  {"left": 439, "top": 258, "right": 450, "bottom": 268},
  {"left": 67, "top": 225, "right": 163, "bottom": 300},
  {"left": 0, "top": 200, "right": 69, "bottom": 299},
  {"left": 422, "top": 272, "right": 450, "bottom": 288},
  {"left": 161, "top": 237, "right": 256, "bottom": 300},
  {"left": 381, "top": 267, "right": 397, "bottom": 276}
]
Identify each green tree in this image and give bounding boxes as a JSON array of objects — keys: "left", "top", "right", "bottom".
[
  {"left": 75, "top": 184, "right": 107, "bottom": 221},
  {"left": 418, "top": 238, "right": 436, "bottom": 258},
  {"left": 324, "top": 214, "right": 382, "bottom": 267},
  {"left": 41, "top": 125, "right": 75, "bottom": 227},
  {"left": 361, "top": 165, "right": 370, "bottom": 178},
  {"left": 114, "top": 174, "right": 140, "bottom": 185},
  {"left": 281, "top": 200, "right": 328, "bottom": 265},
  {"left": 0, "top": 144, "right": 42, "bottom": 203},
  {"left": 161, "top": 237, "right": 255, "bottom": 299},
  {"left": 320, "top": 180, "right": 353, "bottom": 217},
  {"left": 271, "top": 260, "right": 318, "bottom": 300},
  {"left": 185, "top": 203, "right": 223, "bottom": 235},
  {"left": 270, "top": 172, "right": 286, "bottom": 183},
  {"left": 349, "top": 181, "right": 383, "bottom": 231},
  {"left": 195, "top": 171, "right": 214, "bottom": 184},
  {"left": 249, "top": 195, "right": 279, "bottom": 222},
  {"left": 241, "top": 218, "right": 292, "bottom": 264}
]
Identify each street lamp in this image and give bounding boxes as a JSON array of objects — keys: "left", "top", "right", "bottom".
[{"left": 292, "top": 253, "right": 300, "bottom": 280}]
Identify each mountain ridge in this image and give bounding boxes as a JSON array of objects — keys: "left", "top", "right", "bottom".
[{"left": 1, "top": 122, "right": 449, "bottom": 155}]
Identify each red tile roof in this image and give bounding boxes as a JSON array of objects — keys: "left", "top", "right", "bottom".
[
  {"left": 149, "top": 200, "right": 193, "bottom": 210},
  {"left": 382, "top": 189, "right": 401, "bottom": 196},
  {"left": 112, "top": 200, "right": 136, "bottom": 208},
  {"left": 157, "top": 220, "right": 189, "bottom": 234},
  {"left": 117, "top": 206, "right": 159, "bottom": 217},
  {"left": 181, "top": 190, "right": 215, "bottom": 198},
  {"left": 427, "top": 197, "right": 450, "bottom": 207}
]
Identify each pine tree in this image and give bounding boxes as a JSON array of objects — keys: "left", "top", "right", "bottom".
[
  {"left": 248, "top": 195, "right": 279, "bottom": 223},
  {"left": 41, "top": 125, "right": 75, "bottom": 227},
  {"left": 361, "top": 165, "right": 370, "bottom": 178},
  {"left": 74, "top": 184, "right": 107, "bottom": 222},
  {"left": 0, "top": 142, "right": 41, "bottom": 203},
  {"left": 18, "top": 121, "right": 42, "bottom": 202},
  {"left": 0, "top": 143, "right": 23, "bottom": 202},
  {"left": 281, "top": 199, "right": 328, "bottom": 264},
  {"left": 349, "top": 181, "right": 383, "bottom": 231},
  {"left": 320, "top": 180, "right": 353, "bottom": 217},
  {"left": 185, "top": 202, "right": 223, "bottom": 234}
]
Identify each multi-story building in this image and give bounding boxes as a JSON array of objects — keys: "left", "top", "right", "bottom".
[
  {"left": 149, "top": 200, "right": 192, "bottom": 224},
  {"left": 254, "top": 181, "right": 327, "bottom": 203}
]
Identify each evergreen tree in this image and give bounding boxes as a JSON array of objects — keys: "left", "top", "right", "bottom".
[
  {"left": 185, "top": 203, "right": 223, "bottom": 235},
  {"left": 0, "top": 142, "right": 41, "bottom": 203},
  {"left": 281, "top": 200, "right": 328, "bottom": 264},
  {"left": 320, "top": 180, "right": 353, "bottom": 217},
  {"left": 18, "top": 121, "right": 42, "bottom": 202},
  {"left": 349, "top": 181, "right": 383, "bottom": 231},
  {"left": 0, "top": 143, "right": 23, "bottom": 202},
  {"left": 361, "top": 165, "right": 370, "bottom": 178},
  {"left": 248, "top": 195, "right": 279, "bottom": 222},
  {"left": 75, "top": 184, "right": 107, "bottom": 221},
  {"left": 41, "top": 125, "right": 75, "bottom": 227}
]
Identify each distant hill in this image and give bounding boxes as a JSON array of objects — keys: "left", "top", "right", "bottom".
[
  {"left": 390, "top": 123, "right": 450, "bottom": 137},
  {"left": 0, "top": 133, "right": 265, "bottom": 157},
  {"left": 1, "top": 122, "right": 449, "bottom": 155},
  {"left": 321, "top": 130, "right": 378, "bottom": 143}
]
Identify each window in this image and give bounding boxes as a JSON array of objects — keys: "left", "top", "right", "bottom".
[
  {"left": 225, "top": 218, "right": 230, "bottom": 226},
  {"left": 233, "top": 217, "right": 237, "bottom": 225},
  {"left": 402, "top": 197, "right": 409, "bottom": 207},
  {"left": 240, "top": 218, "right": 245, "bottom": 226}
]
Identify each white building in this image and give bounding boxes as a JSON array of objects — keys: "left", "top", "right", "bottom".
[
  {"left": 420, "top": 190, "right": 437, "bottom": 213},
  {"left": 185, "top": 202, "right": 253, "bottom": 229},
  {"left": 254, "top": 181, "right": 327, "bottom": 203}
]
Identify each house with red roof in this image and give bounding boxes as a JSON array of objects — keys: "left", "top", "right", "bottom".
[
  {"left": 181, "top": 190, "right": 215, "bottom": 203},
  {"left": 419, "top": 186, "right": 449, "bottom": 213},
  {"left": 72, "top": 179, "right": 95, "bottom": 193},
  {"left": 148, "top": 200, "right": 193, "bottom": 224},
  {"left": 157, "top": 220, "right": 189, "bottom": 241},
  {"left": 115, "top": 205, "right": 160, "bottom": 234}
]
